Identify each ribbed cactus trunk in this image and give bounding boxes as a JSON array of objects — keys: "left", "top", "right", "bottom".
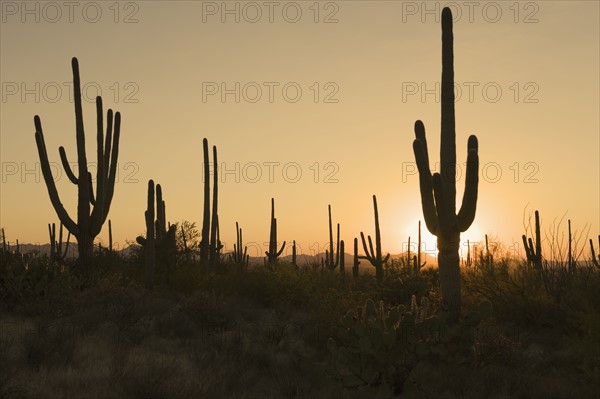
[
  {"left": 412, "top": 8, "right": 479, "bottom": 322},
  {"left": 34, "top": 58, "right": 121, "bottom": 267}
]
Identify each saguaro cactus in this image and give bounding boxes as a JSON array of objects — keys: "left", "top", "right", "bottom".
[
  {"left": 327, "top": 205, "right": 341, "bottom": 270},
  {"left": 353, "top": 238, "right": 360, "bottom": 278},
  {"left": 359, "top": 195, "right": 390, "bottom": 284},
  {"left": 136, "top": 180, "right": 176, "bottom": 288},
  {"left": 292, "top": 240, "right": 297, "bottom": 268},
  {"left": 522, "top": 210, "right": 542, "bottom": 272},
  {"left": 230, "top": 222, "right": 249, "bottom": 268},
  {"left": 200, "top": 138, "right": 221, "bottom": 266},
  {"left": 34, "top": 58, "right": 121, "bottom": 265},
  {"left": 265, "top": 198, "right": 285, "bottom": 265},
  {"left": 412, "top": 8, "right": 479, "bottom": 321}
]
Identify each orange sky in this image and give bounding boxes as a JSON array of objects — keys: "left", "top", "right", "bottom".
[{"left": 1, "top": 1, "right": 598, "bottom": 260}]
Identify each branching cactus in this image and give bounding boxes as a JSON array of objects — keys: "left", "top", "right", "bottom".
[
  {"left": 412, "top": 8, "right": 479, "bottom": 321},
  {"left": 522, "top": 210, "right": 542, "bottom": 272},
  {"left": 327, "top": 205, "right": 341, "bottom": 270},
  {"left": 359, "top": 195, "right": 390, "bottom": 284},
  {"left": 34, "top": 58, "right": 121, "bottom": 265},
  {"left": 265, "top": 198, "right": 285, "bottom": 265},
  {"left": 230, "top": 222, "right": 249, "bottom": 268}
]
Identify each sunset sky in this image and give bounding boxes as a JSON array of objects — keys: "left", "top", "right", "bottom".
[{"left": 1, "top": 1, "right": 598, "bottom": 261}]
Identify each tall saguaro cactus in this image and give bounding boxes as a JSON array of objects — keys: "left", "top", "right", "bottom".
[
  {"left": 265, "top": 198, "right": 285, "bottom": 265},
  {"left": 412, "top": 8, "right": 479, "bottom": 321},
  {"left": 200, "top": 138, "right": 221, "bottom": 267},
  {"left": 34, "top": 58, "right": 121, "bottom": 265},
  {"left": 327, "top": 205, "right": 341, "bottom": 270}
]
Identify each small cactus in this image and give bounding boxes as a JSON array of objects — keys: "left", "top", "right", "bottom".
[
  {"left": 522, "top": 210, "right": 542, "bottom": 272},
  {"left": 353, "top": 237, "right": 360, "bottom": 278},
  {"left": 590, "top": 235, "right": 599, "bottom": 269},
  {"left": 358, "top": 195, "right": 390, "bottom": 284},
  {"left": 265, "top": 198, "right": 285, "bottom": 265},
  {"left": 230, "top": 222, "right": 249, "bottom": 268}
]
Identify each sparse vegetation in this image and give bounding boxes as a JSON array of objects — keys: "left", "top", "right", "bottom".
[{"left": 3, "top": 6, "right": 598, "bottom": 399}]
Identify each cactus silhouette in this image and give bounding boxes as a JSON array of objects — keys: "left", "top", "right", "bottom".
[
  {"left": 522, "top": 210, "right": 542, "bottom": 272},
  {"left": 230, "top": 222, "right": 249, "bottom": 268},
  {"left": 136, "top": 180, "right": 176, "bottom": 289},
  {"left": 590, "top": 235, "right": 599, "bottom": 269},
  {"left": 49, "top": 222, "right": 71, "bottom": 264},
  {"left": 34, "top": 58, "right": 121, "bottom": 266},
  {"left": 413, "top": 221, "right": 426, "bottom": 273},
  {"left": 339, "top": 240, "right": 345, "bottom": 275},
  {"left": 265, "top": 198, "right": 285, "bottom": 265},
  {"left": 292, "top": 240, "right": 297, "bottom": 268},
  {"left": 412, "top": 8, "right": 479, "bottom": 321},
  {"left": 327, "top": 205, "right": 341, "bottom": 270},
  {"left": 353, "top": 237, "right": 360, "bottom": 278},
  {"left": 359, "top": 195, "right": 390, "bottom": 284},
  {"left": 200, "top": 138, "right": 222, "bottom": 267}
]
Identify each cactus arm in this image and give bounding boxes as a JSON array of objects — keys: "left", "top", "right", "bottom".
[
  {"left": 103, "top": 109, "right": 113, "bottom": 179},
  {"left": 58, "top": 146, "right": 78, "bottom": 184},
  {"left": 367, "top": 235, "right": 375, "bottom": 260},
  {"left": 34, "top": 118, "right": 78, "bottom": 235},
  {"left": 277, "top": 241, "right": 286, "bottom": 257},
  {"left": 91, "top": 108, "right": 121, "bottom": 234},
  {"left": 522, "top": 235, "right": 532, "bottom": 259},
  {"left": 413, "top": 121, "right": 438, "bottom": 235},
  {"left": 95, "top": 97, "right": 105, "bottom": 213},
  {"left": 457, "top": 135, "right": 479, "bottom": 232},
  {"left": 101, "top": 111, "right": 121, "bottom": 223},
  {"left": 359, "top": 232, "right": 373, "bottom": 263}
]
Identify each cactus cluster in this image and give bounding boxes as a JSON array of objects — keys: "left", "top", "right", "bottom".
[
  {"left": 265, "top": 198, "right": 286, "bottom": 265},
  {"left": 34, "top": 58, "right": 121, "bottom": 265},
  {"left": 48, "top": 222, "right": 71, "bottom": 264},
  {"left": 136, "top": 180, "right": 176, "bottom": 289},
  {"left": 359, "top": 195, "right": 390, "bottom": 284},
  {"left": 229, "top": 222, "right": 249, "bottom": 268}
]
